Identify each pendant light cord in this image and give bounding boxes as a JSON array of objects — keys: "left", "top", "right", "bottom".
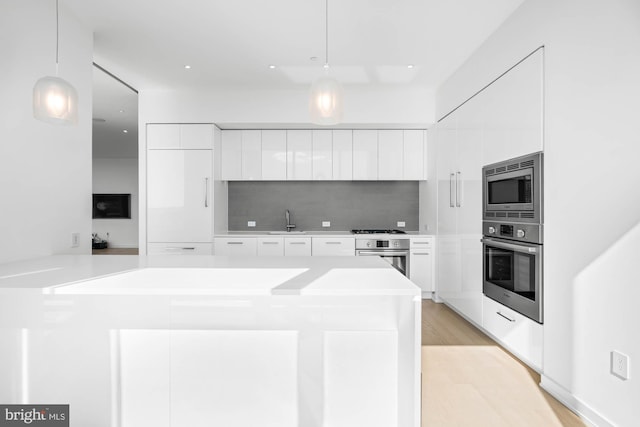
[
  {"left": 325, "top": 0, "right": 329, "bottom": 67},
  {"left": 55, "top": 0, "right": 59, "bottom": 74}
]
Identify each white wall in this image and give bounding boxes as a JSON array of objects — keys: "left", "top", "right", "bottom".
[
  {"left": 0, "top": 1, "right": 93, "bottom": 263},
  {"left": 92, "top": 158, "right": 139, "bottom": 248},
  {"left": 139, "top": 85, "right": 435, "bottom": 127},
  {"left": 436, "top": 0, "right": 640, "bottom": 425}
]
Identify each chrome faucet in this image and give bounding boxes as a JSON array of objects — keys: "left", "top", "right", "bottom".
[{"left": 285, "top": 209, "right": 296, "bottom": 232}]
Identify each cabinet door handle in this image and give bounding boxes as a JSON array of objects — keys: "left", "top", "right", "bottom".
[
  {"left": 496, "top": 311, "right": 516, "bottom": 322},
  {"left": 412, "top": 242, "right": 430, "bottom": 245},
  {"left": 261, "top": 241, "right": 279, "bottom": 245},
  {"left": 449, "top": 173, "right": 455, "bottom": 207},
  {"left": 204, "top": 177, "right": 209, "bottom": 207},
  {"left": 289, "top": 242, "right": 306, "bottom": 245},
  {"left": 325, "top": 241, "right": 342, "bottom": 245},
  {"left": 413, "top": 252, "right": 430, "bottom": 256},
  {"left": 226, "top": 242, "right": 244, "bottom": 245},
  {"left": 455, "top": 171, "right": 462, "bottom": 207},
  {"left": 165, "top": 247, "right": 195, "bottom": 251}
]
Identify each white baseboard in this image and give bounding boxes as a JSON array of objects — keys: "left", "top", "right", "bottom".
[{"left": 540, "top": 375, "right": 614, "bottom": 427}]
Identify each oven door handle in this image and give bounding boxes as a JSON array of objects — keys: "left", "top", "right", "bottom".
[
  {"left": 357, "top": 251, "right": 409, "bottom": 256},
  {"left": 481, "top": 238, "right": 539, "bottom": 254}
]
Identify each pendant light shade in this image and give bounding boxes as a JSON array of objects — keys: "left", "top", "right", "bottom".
[
  {"left": 33, "top": 76, "right": 78, "bottom": 125},
  {"left": 309, "top": 0, "right": 343, "bottom": 125},
  {"left": 33, "top": 0, "right": 78, "bottom": 125},
  {"left": 309, "top": 69, "right": 343, "bottom": 125}
]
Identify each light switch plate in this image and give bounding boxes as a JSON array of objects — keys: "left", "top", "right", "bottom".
[
  {"left": 322, "top": 221, "right": 331, "bottom": 228},
  {"left": 397, "top": 221, "right": 406, "bottom": 228},
  {"left": 71, "top": 233, "right": 80, "bottom": 248},
  {"left": 247, "top": 221, "right": 256, "bottom": 227}
]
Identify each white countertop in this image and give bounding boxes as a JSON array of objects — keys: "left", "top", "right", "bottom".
[{"left": 0, "top": 255, "right": 420, "bottom": 297}]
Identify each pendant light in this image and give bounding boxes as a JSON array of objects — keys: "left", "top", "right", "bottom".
[
  {"left": 33, "top": 0, "right": 78, "bottom": 125},
  {"left": 309, "top": 0, "right": 343, "bottom": 125}
]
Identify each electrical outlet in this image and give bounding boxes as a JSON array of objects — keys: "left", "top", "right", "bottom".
[
  {"left": 322, "top": 221, "right": 331, "bottom": 228},
  {"left": 397, "top": 221, "right": 406, "bottom": 228},
  {"left": 71, "top": 233, "right": 80, "bottom": 248},
  {"left": 247, "top": 221, "right": 256, "bottom": 227},
  {"left": 611, "top": 350, "right": 630, "bottom": 380}
]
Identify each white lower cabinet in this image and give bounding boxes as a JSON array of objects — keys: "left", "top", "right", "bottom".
[
  {"left": 311, "top": 237, "right": 355, "bottom": 256},
  {"left": 284, "top": 237, "right": 312, "bottom": 256},
  {"left": 257, "top": 237, "right": 285, "bottom": 256},
  {"left": 482, "top": 296, "right": 543, "bottom": 370},
  {"left": 409, "top": 237, "right": 434, "bottom": 296},
  {"left": 214, "top": 237, "right": 258, "bottom": 256},
  {"left": 147, "top": 243, "right": 213, "bottom": 255}
]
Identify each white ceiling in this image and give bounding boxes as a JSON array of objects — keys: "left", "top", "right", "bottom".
[
  {"left": 77, "top": 0, "right": 525, "bottom": 157},
  {"left": 69, "top": 0, "right": 524, "bottom": 91}
]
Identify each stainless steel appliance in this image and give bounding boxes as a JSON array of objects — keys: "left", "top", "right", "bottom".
[
  {"left": 483, "top": 152, "right": 543, "bottom": 223},
  {"left": 482, "top": 222, "right": 543, "bottom": 323},
  {"left": 482, "top": 152, "right": 544, "bottom": 323},
  {"left": 356, "top": 238, "right": 410, "bottom": 277}
]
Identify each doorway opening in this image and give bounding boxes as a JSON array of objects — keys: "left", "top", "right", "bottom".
[{"left": 91, "top": 64, "right": 139, "bottom": 255}]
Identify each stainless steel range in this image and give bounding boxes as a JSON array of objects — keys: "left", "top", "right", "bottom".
[{"left": 355, "top": 235, "right": 410, "bottom": 276}]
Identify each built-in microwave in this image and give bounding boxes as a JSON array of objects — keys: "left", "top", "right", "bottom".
[{"left": 483, "top": 152, "right": 543, "bottom": 224}]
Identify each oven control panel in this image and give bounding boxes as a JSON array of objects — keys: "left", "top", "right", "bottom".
[
  {"left": 483, "top": 221, "right": 542, "bottom": 245},
  {"left": 355, "top": 238, "right": 410, "bottom": 250}
]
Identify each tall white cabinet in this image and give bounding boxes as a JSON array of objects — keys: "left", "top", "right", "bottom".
[
  {"left": 434, "top": 49, "right": 543, "bottom": 328},
  {"left": 146, "top": 124, "right": 226, "bottom": 255}
]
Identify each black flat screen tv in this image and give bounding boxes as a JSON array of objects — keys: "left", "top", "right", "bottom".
[{"left": 92, "top": 194, "right": 131, "bottom": 219}]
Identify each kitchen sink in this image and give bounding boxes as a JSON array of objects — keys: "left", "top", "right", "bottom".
[{"left": 268, "top": 231, "right": 306, "bottom": 235}]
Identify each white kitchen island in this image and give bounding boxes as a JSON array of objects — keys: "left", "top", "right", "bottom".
[{"left": 0, "top": 255, "right": 421, "bottom": 427}]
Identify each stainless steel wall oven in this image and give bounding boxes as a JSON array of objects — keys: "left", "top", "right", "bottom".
[{"left": 482, "top": 152, "right": 544, "bottom": 323}]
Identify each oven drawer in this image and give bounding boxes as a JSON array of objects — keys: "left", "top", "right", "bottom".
[{"left": 482, "top": 296, "right": 543, "bottom": 370}]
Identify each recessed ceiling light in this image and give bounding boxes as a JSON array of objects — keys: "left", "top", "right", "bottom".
[
  {"left": 268, "top": 65, "right": 276, "bottom": 69},
  {"left": 407, "top": 64, "right": 415, "bottom": 69},
  {"left": 123, "top": 129, "right": 128, "bottom": 133},
  {"left": 119, "top": 109, "right": 125, "bottom": 113},
  {"left": 184, "top": 65, "right": 191, "bottom": 69}
]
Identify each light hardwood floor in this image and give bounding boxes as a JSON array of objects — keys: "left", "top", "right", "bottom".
[
  {"left": 92, "top": 247, "right": 139, "bottom": 255},
  {"left": 421, "top": 300, "right": 587, "bottom": 427}
]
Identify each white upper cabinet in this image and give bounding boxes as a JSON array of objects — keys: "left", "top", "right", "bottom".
[
  {"left": 312, "top": 130, "right": 333, "bottom": 180},
  {"left": 180, "top": 124, "right": 214, "bottom": 149},
  {"left": 286, "top": 130, "right": 313, "bottom": 180},
  {"left": 483, "top": 49, "right": 543, "bottom": 165},
  {"left": 221, "top": 128, "right": 428, "bottom": 181},
  {"left": 241, "top": 130, "right": 262, "bottom": 180},
  {"left": 261, "top": 130, "right": 287, "bottom": 180},
  {"left": 403, "top": 130, "right": 426, "bottom": 180},
  {"left": 332, "top": 130, "right": 353, "bottom": 180},
  {"left": 147, "top": 124, "right": 180, "bottom": 149},
  {"left": 378, "top": 130, "right": 403, "bottom": 180},
  {"left": 147, "top": 124, "right": 212, "bottom": 149},
  {"left": 353, "top": 130, "right": 378, "bottom": 180},
  {"left": 221, "top": 130, "right": 242, "bottom": 180}
]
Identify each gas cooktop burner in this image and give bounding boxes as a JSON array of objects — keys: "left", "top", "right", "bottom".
[{"left": 351, "top": 229, "right": 407, "bottom": 235}]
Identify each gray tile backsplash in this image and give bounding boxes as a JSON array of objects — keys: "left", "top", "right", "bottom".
[{"left": 228, "top": 181, "right": 419, "bottom": 231}]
